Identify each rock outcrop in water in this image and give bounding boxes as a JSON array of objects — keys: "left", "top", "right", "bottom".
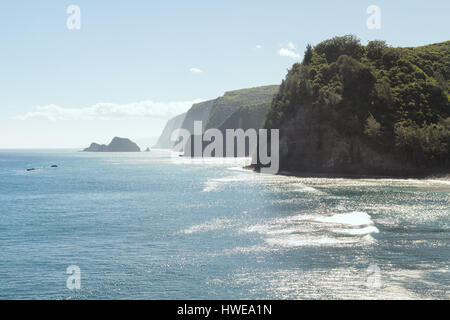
[{"left": 83, "top": 137, "right": 141, "bottom": 152}]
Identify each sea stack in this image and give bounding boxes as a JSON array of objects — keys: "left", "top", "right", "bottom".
[{"left": 83, "top": 137, "right": 141, "bottom": 152}]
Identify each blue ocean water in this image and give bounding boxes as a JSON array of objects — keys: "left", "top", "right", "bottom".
[{"left": 0, "top": 150, "right": 448, "bottom": 299}]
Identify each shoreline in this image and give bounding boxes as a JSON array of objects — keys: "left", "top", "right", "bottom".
[{"left": 244, "top": 165, "right": 450, "bottom": 181}]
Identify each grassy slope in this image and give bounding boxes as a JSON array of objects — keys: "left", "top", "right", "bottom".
[{"left": 206, "top": 85, "right": 279, "bottom": 130}]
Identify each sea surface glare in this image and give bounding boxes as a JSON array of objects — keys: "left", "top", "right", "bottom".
[{"left": 0, "top": 150, "right": 448, "bottom": 299}]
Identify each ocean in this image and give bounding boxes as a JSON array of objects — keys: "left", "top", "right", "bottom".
[{"left": 0, "top": 150, "right": 448, "bottom": 299}]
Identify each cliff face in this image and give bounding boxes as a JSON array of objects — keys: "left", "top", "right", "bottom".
[
  {"left": 153, "top": 100, "right": 215, "bottom": 150},
  {"left": 180, "top": 99, "right": 216, "bottom": 134},
  {"left": 181, "top": 85, "right": 279, "bottom": 134},
  {"left": 263, "top": 36, "right": 450, "bottom": 175},
  {"left": 154, "top": 85, "right": 279, "bottom": 153},
  {"left": 83, "top": 137, "right": 141, "bottom": 152},
  {"left": 217, "top": 102, "right": 270, "bottom": 133},
  {"left": 153, "top": 112, "right": 186, "bottom": 149},
  {"left": 183, "top": 86, "right": 278, "bottom": 157},
  {"left": 275, "top": 105, "right": 411, "bottom": 175},
  {"left": 182, "top": 102, "right": 272, "bottom": 157},
  {"left": 205, "top": 85, "right": 279, "bottom": 130}
]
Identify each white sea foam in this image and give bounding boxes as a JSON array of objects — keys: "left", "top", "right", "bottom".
[
  {"left": 313, "top": 211, "right": 374, "bottom": 226},
  {"left": 333, "top": 226, "right": 380, "bottom": 235},
  {"left": 242, "top": 210, "right": 379, "bottom": 248},
  {"left": 362, "top": 234, "right": 378, "bottom": 244},
  {"left": 220, "top": 245, "right": 272, "bottom": 255},
  {"left": 202, "top": 172, "right": 259, "bottom": 192},
  {"left": 427, "top": 179, "right": 450, "bottom": 186},
  {"left": 179, "top": 218, "right": 233, "bottom": 235},
  {"left": 227, "top": 166, "right": 248, "bottom": 172},
  {"left": 265, "top": 235, "right": 358, "bottom": 247},
  {"left": 202, "top": 180, "right": 220, "bottom": 192},
  {"left": 245, "top": 224, "right": 303, "bottom": 235},
  {"left": 289, "top": 183, "right": 327, "bottom": 194}
]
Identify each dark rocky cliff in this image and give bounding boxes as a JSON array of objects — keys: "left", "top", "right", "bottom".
[
  {"left": 262, "top": 36, "right": 449, "bottom": 176},
  {"left": 275, "top": 106, "right": 412, "bottom": 175},
  {"left": 217, "top": 102, "right": 269, "bottom": 133}
]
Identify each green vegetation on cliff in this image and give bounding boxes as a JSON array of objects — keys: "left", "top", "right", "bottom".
[
  {"left": 155, "top": 85, "right": 278, "bottom": 150},
  {"left": 218, "top": 102, "right": 269, "bottom": 132},
  {"left": 264, "top": 35, "right": 449, "bottom": 173},
  {"left": 206, "top": 85, "right": 279, "bottom": 130}
]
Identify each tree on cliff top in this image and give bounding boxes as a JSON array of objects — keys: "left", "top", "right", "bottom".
[{"left": 264, "top": 35, "right": 450, "bottom": 169}]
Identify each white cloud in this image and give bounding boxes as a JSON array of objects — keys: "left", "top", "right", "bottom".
[
  {"left": 278, "top": 48, "right": 301, "bottom": 60},
  {"left": 256, "top": 44, "right": 262, "bottom": 49},
  {"left": 190, "top": 67, "right": 203, "bottom": 73},
  {"left": 15, "top": 99, "right": 204, "bottom": 121},
  {"left": 287, "top": 42, "right": 296, "bottom": 50}
]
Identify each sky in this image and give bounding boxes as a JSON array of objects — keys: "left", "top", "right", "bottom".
[{"left": 0, "top": 0, "right": 448, "bottom": 148}]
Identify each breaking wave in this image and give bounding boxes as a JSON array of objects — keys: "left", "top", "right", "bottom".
[{"left": 242, "top": 211, "right": 379, "bottom": 248}]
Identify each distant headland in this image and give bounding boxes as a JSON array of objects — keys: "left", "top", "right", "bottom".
[{"left": 83, "top": 137, "right": 141, "bottom": 152}]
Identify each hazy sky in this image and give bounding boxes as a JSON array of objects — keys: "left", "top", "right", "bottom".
[{"left": 0, "top": 0, "right": 448, "bottom": 148}]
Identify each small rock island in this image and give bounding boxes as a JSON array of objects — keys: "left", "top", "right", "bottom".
[{"left": 83, "top": 137, "right": 141, "bottom": 152}]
